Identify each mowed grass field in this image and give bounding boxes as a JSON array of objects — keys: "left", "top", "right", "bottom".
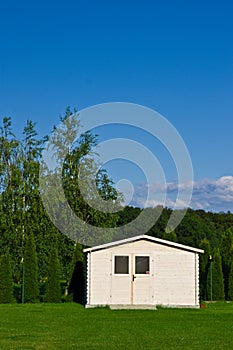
[{"left": 0, "top": 302, "right": 232, "bottom": 350}]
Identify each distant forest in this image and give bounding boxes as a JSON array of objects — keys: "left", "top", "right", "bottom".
[{"left": 0, "top": 112, "right": 233, "bottom": 303}]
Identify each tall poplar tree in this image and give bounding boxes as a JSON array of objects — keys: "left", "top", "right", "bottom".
[
  {"left": 0, "top": 117, "right": 22, "bottom": 281},
  {"left": 24, "top": 233, "right": 39, "bottom": 302},
  {"left": 207, "top": 249, "right": 225, "bottom": 300},
  {"left": 220, "top": 228, "right": 233, "bottom": 299},
  {"left": 228, "top": 260, "right": 233, "bottom": 301},
  {"left": 199, "top": 239, "right": 211, "bottom": 301},
  {"left": 44, "top": 247, "right": 61, "bottom": 303},
  {"left": 68, "top": 242, "right": 85, "bottom": 304}
]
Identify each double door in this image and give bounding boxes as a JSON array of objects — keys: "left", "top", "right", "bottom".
[{"left": 111, "top": 254, "right": 154, "bottom": 305}]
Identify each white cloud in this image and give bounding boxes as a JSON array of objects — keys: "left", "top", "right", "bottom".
[{"left": 128, "top": 176, "right": 233, "bottom": 212}]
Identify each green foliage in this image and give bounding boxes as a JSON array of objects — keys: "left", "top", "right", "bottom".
[
  {"left": 162, "top": 230, "right": 177, "bottom": 242},
  {"left": 219, "top": 228, "right": 233, "bottom": 299},
  {"left": 24, "top": 234, "right": 39, "bottom": 303},
  {"left": 207, "top": 249, "right": 225, "bottom": 301},
  {"left": 199, "top": 239, "right": 211, "bottom": 301},
  {"left": 118, "top": 206, "right": 231, "bottom": 249},
  {"left": 68, "top": 243, "right": 85, "bottom": 304},
  {"left": 72, "top": 242, "right": 84, "bottom": 264},
  {"left": 228, "top": 260, "right": 233, "bottom": 301},
  {"left": 41, "top": 108, "right": 121, "bottom": 245},
  {"left": 44, "top": 247, "right": 61, "bottom": 303},
  {"left": 0, "top": 112, "right": 121, "bottom": 289},
  {"left": 174, "top": 210, "right": 215, "bottom": 248},
  {"left": 0, "top": 251, "right": 15, "bottom": 303}
]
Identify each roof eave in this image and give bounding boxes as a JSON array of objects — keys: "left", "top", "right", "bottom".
[{"left": 83, "top": 234, "right": 204, "bottom": 254}]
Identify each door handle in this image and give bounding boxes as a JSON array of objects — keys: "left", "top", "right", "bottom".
[{"left": 133, "top": 275, "right": 136, "bottom": 282}]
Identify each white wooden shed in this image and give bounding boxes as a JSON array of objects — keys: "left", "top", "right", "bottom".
[{"left": 84, "top": 235, "right": 204, "bottom": 309}]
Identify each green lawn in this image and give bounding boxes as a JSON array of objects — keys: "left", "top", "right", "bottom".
[{"left": 0, "top": 302, "right": 232, "bottom": 349}]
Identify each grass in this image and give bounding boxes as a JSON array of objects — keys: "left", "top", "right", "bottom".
[{"left": 0, "top": 302, "right": 232, "bottom": 349}]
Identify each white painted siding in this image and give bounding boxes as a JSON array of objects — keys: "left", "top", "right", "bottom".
[
  {"left": 89, "top": 250, "right": 111, "bottom": 305},
  {"left": 154, "top": 251, "right": 196, "bottom": 305}
]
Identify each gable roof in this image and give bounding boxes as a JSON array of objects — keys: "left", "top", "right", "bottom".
[{"left": 83, "top": 234, "right": 204, "bottom": 254}]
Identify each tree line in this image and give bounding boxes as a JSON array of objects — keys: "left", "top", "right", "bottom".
[
  {"left": 0, "top": 112, "right": 233, "bottom": 303},
  {"left": 119, "top": 207, "right": 233, "bottom": 301},
  {"left": 0, "top": 110, "right": 119, "bottom": 303}
]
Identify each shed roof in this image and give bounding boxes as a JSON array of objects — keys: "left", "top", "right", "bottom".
[{"left": 83, "top": 234, "right": 204, "bottom": 254}]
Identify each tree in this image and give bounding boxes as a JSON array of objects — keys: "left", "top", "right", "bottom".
[
  {"left": 24, "top": 233, "right": 39, "bottom": 302},
  {"left": 42, "top": 108, "right": 121, "bottom": 246},
  {"left": 0, "top": 117, "right": 19, "bottom": 192},
  {"left": 207, "top": 249, "right": 225, "bottom": 300},
  {"left": 219, "top": 228, "right": 233, "bottom": 299},
  {"left": 68, "top": 242, "right": 85, "bottom": 304},
  {"left": 0, "top": 251, "right": 14, "bottom": 303},
  {"left": 199, "top": 239, "right": 211, "bottom": 301},
  {"left": 2, "top": 113, "right": 233, "bottom": 304},
  {"left": 162, "top": 229, "right": 177, "bottom": 242},
  {"left": 228, "top": 260, "right": 233, "bottom": 301},
  {"left": 0, "top": 117, "right": 22, "bottom": 281},
  {"left": 44, "top": 247, "right": 61, "bottom": 303},
  {"left": 0, "top": 112, "right": 121, "bottom": 290},
  {"left": 174, "top": 209, "right": 213, "bottom": 248}
]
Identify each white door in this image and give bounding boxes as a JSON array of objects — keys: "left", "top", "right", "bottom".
[
  {"left": 133, "top": 255, "right": 153, "bottom": 305},
  {"left": 110, "top": 255, "right": 132, "bottom": 304},
  {"left": 111, "top": 254, "right": 153, "bottom": 305}
]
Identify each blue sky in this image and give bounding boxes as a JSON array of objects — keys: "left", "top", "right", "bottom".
[{"left": 0, "top": 0, "right": 233, "bottom": 212}]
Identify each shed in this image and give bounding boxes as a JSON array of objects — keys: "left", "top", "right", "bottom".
[{"left": 84, "top": 235, "right": 204, "bottom": 309}]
